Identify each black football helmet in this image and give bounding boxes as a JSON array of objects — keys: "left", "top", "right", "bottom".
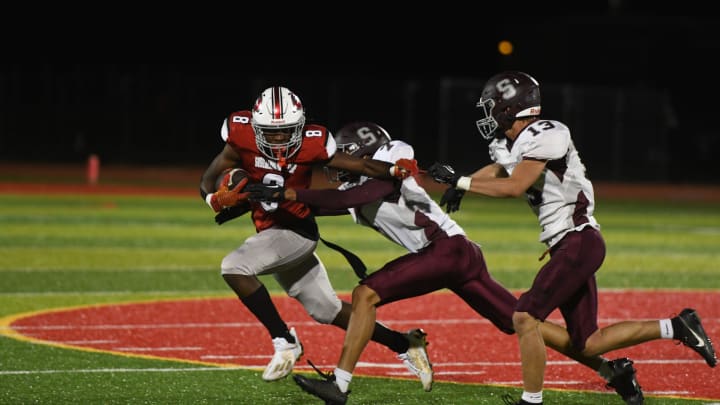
[
  {"left": 326, "top": 121, "right": 392, "bottom": 183},
  {"left": 476, "top": 71, "right": 541, "bottom": 140}
]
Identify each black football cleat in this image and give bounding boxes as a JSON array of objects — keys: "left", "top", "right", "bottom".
[
  {"left": 293, "top": 374, "right": 348, "bottom": 405},
  {"left": 293, "top": 360, "right": 349, "bottom": 405},
  {"left": 501, "top": 394, "right": 541, "bottom": 405},
  {"left": 606, "top": 358, "right": 644, "bottom": 405},
  {"left": 674, "top": 308, "right": 717, "bottom": 367}
]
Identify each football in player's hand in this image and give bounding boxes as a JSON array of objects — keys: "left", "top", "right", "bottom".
[{"left": 215, "top": 168, "right": 250, "bottom": 191}]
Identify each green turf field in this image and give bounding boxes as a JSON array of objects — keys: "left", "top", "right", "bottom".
[{"left": 1, "top": 192, "right": 718, "bottom": 404}]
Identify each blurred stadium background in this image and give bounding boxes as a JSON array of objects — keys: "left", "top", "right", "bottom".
[{"left": 1, "top": 13, "right": 719, "bottom": 185}]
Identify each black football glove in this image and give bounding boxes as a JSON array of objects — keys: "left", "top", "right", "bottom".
[
  {"left": 427, "top": 162, "right": 461, "bottom": 187},
  {"left": 214, "top": 202, "right": 251, "bottom": 225},
  {"left": 245, "top": 183, "right": 285, "bottom": 203},
  {"left": 440, "top": 187, "right": 465, "bottom": 213}
]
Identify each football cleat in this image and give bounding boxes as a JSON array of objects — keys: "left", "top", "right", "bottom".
[
  {"left": 501, "top": 394, "right": 540, "bottom": 405},
  {"left": 398, "top": 328, "right": 433, "bottom": 391},
  {"left": 293, "top": 362, "right": 349, "bottom": 405},
  {"left": 674, "top": 308, "right": 717, "bottom": 367},
  {"left": 606, "top": 358, "right": 644, "bottom": 405},
  {"left": 262, "top": 327, "right": 303, "bottom": 381}
]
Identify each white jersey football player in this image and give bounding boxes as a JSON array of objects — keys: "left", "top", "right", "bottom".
[
  {"left": 247, "top": 122, "right": 662, "bottom": 405},
  {"left": 247, "top": 122, "right": 517, "bottom": 401},
  {"left": 485, "top": 118, "right": 599, "bottom": 247},
  {"left": 336, "top": 139, "right": 465, "bottom": 252},
  {"left": 428, "top": 70, "right": 716, "bottom": 405}
]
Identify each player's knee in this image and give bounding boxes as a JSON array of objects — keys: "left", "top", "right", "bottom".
[
  {"left": 351, "top": 285, "right": 379, "bottom": 309},
  {"left": 578, "top": 332, "right": 601, "bottom": 356},
  {"left": 287, "top": 286, "right": 342, "bottom": 324},
  {"left": 512, "top": 311, "right": 537, "bottom": 334},
  {"left": 220, "top": 255, "right": 252, "bottom": 276},
  {"left": 306, "top": 302, "right": 341, "bottom": 324}
]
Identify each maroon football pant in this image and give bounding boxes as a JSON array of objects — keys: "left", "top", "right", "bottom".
[
  {"left": 516, "top": 227, "right": 606, "bottom": 351},
  {"left": 361, "top": 234, "right": 516, "bottom": 334}
]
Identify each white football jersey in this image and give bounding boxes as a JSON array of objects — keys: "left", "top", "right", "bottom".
[
  {"left": 492, "top": 119, "right": 600, "bottom": 247},
  {"left": 340, "top": 140, "right": 466, "bottom": 253}
]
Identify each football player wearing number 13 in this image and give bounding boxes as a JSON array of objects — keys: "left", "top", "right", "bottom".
[
  {"left": 198, "top": 86, "right": 422, "bottom": 383},
  {"left": 428, "top": 71, "right": 717, "bottom": 405}
]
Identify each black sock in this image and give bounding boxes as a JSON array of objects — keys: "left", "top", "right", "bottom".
[
  {"left": 372, "top": 323, "right": 409, "bottom": 353},
  {"left": 240, "top": 285, "right": 294, "bottom": 343}
]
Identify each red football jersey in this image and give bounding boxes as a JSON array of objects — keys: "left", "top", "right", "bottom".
[{"left": 222, "top": 110, "right": 335, "bottom": 236}]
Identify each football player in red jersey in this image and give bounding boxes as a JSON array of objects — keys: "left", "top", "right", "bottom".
[{"left": 198, "top": 86, "right": 422, "bottom": 383}]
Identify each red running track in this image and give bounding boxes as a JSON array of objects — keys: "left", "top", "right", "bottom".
[{"left": 8, "top": 290, "right": 720, "bottom": 401}]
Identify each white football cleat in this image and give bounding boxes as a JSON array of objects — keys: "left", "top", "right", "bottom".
[
  {"left": 262, "top": 327, "right": 303, "bottom": 381},
  {"left": 398, "top": 328, "right": 433, "bottom": 391}
]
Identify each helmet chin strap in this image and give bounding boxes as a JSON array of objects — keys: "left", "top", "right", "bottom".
[{"left": 275, "top": 148, "right": 287, "bottom": 168}]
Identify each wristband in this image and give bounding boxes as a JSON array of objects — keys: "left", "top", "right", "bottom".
[
  {"left": 456, "top": 176, "right": 472, "bottom": 191},
  {"left": 205, "top": 193, "right": 215, "bottom": 209},
  {"left": 388, "top": 165, "right": 397, "bottom": 177}
]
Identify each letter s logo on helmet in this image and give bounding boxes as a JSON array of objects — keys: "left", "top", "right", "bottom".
[
  {"left": 325, "top": 121, "right": 392, "bottom": 183},
  {"left": 476, "top": 71, "right": 541, "bottom": 140},
  {"left": 251, "top": 86, "right": 306, "bottom": 161}
]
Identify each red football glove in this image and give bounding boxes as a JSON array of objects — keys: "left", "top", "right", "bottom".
[
  {"left": 390, "top": 158, "right": 419, "bottom": 179},
  {"left": 216, "top": 168, "right": 249, "bottom": 192},
  {"left": 209, "top": 177, "right": 250, "bottom": 212},
  {"left": 216, "top": 170, "right": 232, "bottom": 192}
]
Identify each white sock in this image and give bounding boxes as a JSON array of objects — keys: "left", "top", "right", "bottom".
[
  {"left": 597, "top": 360, "right": 613, "bottom": 381},
  {"left": 333, "top": 368, "right": 352, "bottom": 393},
  {"left": 521, "top": 391, "right": 543, "bottom": 403},
  {"left": 659, "top": 319, "right": 674, "bottom": 339}
]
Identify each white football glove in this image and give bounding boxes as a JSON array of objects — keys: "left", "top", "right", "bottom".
[{"left": 488, "top": 138, "right": 513, "bottom": 165}]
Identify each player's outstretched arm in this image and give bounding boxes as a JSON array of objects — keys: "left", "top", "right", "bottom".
[
  {"left": 328, "top": 151, "right": 418, "bottom": 180},
  {"left": 247, "top": 179, "right": 395, "bottom": 211},
  {"left": 429, "top": 160, "right": 544, "bottom": 198}
]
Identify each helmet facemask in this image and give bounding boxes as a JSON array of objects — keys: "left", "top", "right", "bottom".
[
  {"left": 252, "top": 118, "right": 305, "bottom": 162},
  {"left": 251, "top": 86, "right": 306, "bottom": 163},
  {"left": 476, "top": 98, "right": 498, "bottom": 140}
]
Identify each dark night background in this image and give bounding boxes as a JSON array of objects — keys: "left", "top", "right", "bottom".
[{"left": 2, "top": 10, "right": 718, "bottom": 183}]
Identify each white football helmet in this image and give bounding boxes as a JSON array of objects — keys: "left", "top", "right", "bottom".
[{"left": 251, "top": 86, "right": 306, "bottom": 161}]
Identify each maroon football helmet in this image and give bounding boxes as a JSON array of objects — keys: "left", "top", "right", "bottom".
[
  {"left": 476, "top": 71, "right": 541, "bottom": 139},
  {"left": 326, "top": 121, "right": 391, "bottom": 183}
]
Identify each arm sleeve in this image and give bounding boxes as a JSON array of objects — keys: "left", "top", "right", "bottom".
[{"left": 295, "top": 179, "right": 396, "bottom": 210}]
